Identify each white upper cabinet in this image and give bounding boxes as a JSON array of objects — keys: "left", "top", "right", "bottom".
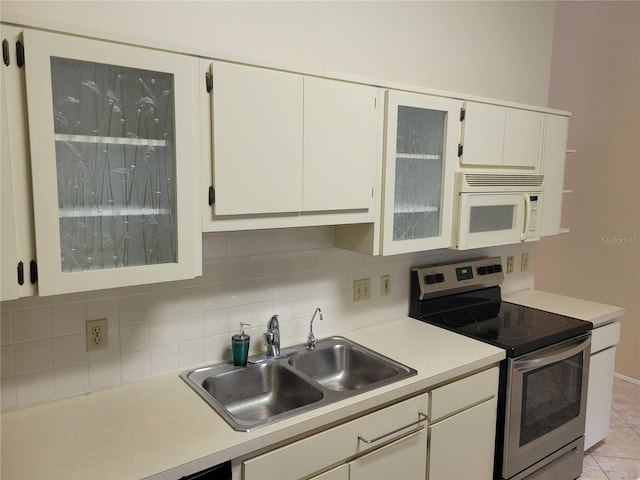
[
  {"left": 541, "top": 114, "right": 570, "bottom": 236},
  {"left": 380, "top": 91, "right": 461, "bottom": 255},
  {"left": 205, "top": 61, "right": 379, "bottom": 228},
  {"left": 1, "top": 25, "right": 37, "bottom": 300},
  {"left": 22, "top": 29, "right": 202, "bottom": 296},
  {"left": 460, "top": 102, "right": 545, "bottom": 170},
  {"left": 211, "top": 61, "right": 304, "bottom": 215},
  {"left": 303, "top": 76, "right": 378, "bottom": 212},
  {"left": 1, "top": 61, "right": 19, "bottom": 300}
]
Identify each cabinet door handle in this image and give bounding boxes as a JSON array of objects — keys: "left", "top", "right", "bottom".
[
  {"left": 2, "top": 39, "right": 9, "bottom": 66},
  {"left": 17, "top": 261, "right": 24, "bottom": 286},
  {"left": 30, "top": 260, "right": 38, "bottom": 284},
  {"left": 357, "top": 411, "right": 428, "bottom": 444}
]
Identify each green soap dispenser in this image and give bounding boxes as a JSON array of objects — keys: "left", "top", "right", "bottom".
[{"left": 232, "top": 322, "right": 251, "bottom": 366}]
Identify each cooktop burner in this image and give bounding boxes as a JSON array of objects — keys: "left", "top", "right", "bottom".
[{"left": 409, "top": 257, "right": 592, "bottom": 357}]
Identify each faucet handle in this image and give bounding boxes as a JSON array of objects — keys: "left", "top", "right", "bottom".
[{"left": 267, "top": 314, "right": 279, "bottom": 330}]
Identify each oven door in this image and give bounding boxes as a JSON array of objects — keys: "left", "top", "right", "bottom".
[
  {"left": 503, "top": 334, "right": 591, "bottom": 479},
  {"left": 456, "top": 192, "right": 540, "bottom": 250}
]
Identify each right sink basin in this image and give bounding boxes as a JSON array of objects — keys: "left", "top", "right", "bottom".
[{"left": 289, "top": 337, "right": 407, "bottom": 391}]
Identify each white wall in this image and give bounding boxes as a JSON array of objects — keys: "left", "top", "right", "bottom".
[
  {"left": 0, "top": 1, "right": 550, "bottom": 409},
  {"left": 536, "top": 1, "right": 640, "bottom": 380},
  {"left": 1, "top": 1, "right": 555, "bottom": 105}
]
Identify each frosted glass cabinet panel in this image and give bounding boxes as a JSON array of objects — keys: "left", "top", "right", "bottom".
[
  {"left": 381, "top": 91, "right": 461, "bottom": 255},
  {"left": 23, "top": 29, "right": 201, "bottom": 296}
]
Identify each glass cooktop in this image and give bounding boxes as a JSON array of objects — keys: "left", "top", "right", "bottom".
[{"left": 415, "top": 288, "right": 592, "bottom": 357}]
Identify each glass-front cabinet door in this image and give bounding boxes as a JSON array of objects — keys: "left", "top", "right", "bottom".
[
  {"left": 23, "top": 30, "right": 201, "bottom": 296},
  {"left": 381, "top": 91, "right": 462, "bottom": 255}
]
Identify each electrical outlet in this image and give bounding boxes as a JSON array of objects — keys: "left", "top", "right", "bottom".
[
  {"left": 353, "top": 278, "right": 371, "bottom": 301},
  {"left": 86, "top": 318, "right": 108, "bottom": 352},
  {"left": 506, "top": 256, "right": 514, "bottom": 273},
  {"left": 381, "top": 275, "right": 391, "bottom": 296},
  {"left": 521, "top": 253, "right": 529, "bottom": 272}
]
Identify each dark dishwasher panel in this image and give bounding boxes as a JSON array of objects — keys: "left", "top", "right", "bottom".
[{"left": 180, "top": 461, "right": 231, "bottom": 480}]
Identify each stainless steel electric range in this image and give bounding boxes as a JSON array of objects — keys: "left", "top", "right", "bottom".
[{"left": 409, "top": 257, "right": 592, "bottom": 480}]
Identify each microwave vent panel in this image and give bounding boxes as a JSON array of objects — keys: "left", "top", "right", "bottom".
[{"left": 462, "top": 173, "right": 544, "bottom": 188}]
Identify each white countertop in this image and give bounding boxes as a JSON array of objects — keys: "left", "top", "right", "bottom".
[
  {"left": 1, "top": 317, "right": 504, "bottom": 480},
  {"left": 504, "top": 289, "right": 625, "bottom": 328}
]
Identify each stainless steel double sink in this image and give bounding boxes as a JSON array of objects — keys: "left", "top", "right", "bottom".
[{"left": 180, "top": 336, "right": 417, "bottom": 431}]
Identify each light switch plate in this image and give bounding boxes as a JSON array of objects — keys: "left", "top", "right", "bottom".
[{"left": 353, "top": 278, "right": 371, "bottom": 301}]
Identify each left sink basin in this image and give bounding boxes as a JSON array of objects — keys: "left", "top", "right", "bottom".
[{"left": 181, "top": 362, "right": 324, "bottom": 431}]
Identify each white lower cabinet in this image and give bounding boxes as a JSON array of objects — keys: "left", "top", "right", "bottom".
[
  {"left": 308, "top": 430, "right": 427, "bottom": 480},
  {"left": 427, "top": 367, "right": 499, "bottom": 480},
  {"left": 349, "top": 429, "right": 428, "bottom": 480},
  {"left": 310, "top": 464, "right": 350, "bottom": 480},
  {"left": 242, "top": 393, "right": 429, "bottom": 480},
  {"left": 242, "top": 367, "right": 499, "bottom": 480},
  {"left": 585, "top": 321, "right": 621, "bottom": 450},
  {"left": 428, "top": 399, "right": 497, "bottom": 480}
]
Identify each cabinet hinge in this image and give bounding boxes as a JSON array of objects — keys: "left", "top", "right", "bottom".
[
  {"left": 16, "top": 40, "right": 24, "bottom": 68},
  {"left": 2, "top": 39, "right": 10, "bottom": 66},
  {"left": 17, "top": 261, "right": 25, "bottom": 286},
  {"left": 208, "top": 186, "right": 215, "bottom": 206},
  {"left": 205, "top": 71, "right": 213, "bottom": 93},
  {"left": 459, "top": 107, "right": 466, "bottom": 122},
  {"left": 458, "top": 144, "right": 463, "bottom": 157},
  {"left": 30, "top": 260, "right": 38, "bottom": 284}
]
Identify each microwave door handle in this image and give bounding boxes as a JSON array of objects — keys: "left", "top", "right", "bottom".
[
  {"left": 515, "top": 335, "right": 591, "bottom": 372},
  {"left": 521, "top": 193, "right": 531, "bottom": 241}
]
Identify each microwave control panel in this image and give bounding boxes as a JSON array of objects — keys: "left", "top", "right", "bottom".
[{"left": 525, "top": 194, "right": 541, "bottom": 240}]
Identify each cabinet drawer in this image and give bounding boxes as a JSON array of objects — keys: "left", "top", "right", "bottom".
[
  {"left": 429, "top": 367, "right": 498, "bottom": 422},
  {"left": 243, "top": 393, "right": 428, "bottom": 480},
  {"left": 591, "top": 321, "right": 620, "bottom": 354}
]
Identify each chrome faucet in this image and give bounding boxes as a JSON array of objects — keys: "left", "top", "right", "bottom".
[
  {"left": 307, "top": 307, "right": 323, "bottom": 350},
  {"left": 265, "top": 314, "right": 280, "bottom": 357}
]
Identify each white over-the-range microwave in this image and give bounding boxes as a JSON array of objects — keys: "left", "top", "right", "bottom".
[{"left": 453, "top": 172, "right": 544, "bottom": 250}]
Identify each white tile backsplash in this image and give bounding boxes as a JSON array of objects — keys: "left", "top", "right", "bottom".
[
  {"left": 0, "top": 227, "right": 535, "bottom": 411},
  {"left": 54, "top": 363, "right": 88, "bottom": 398},
  {"left": 50, "top": 302, "right": 86, "bottom": 337},
  {"left": 121, "top": 350, "right": 151, "bottom": 384},
  {"left": 52, "top": 333, "right": 88, "bottom": 367},
  {"left": 15, "top": 370, "right": 54, "bottom": 405},
  {"left": 151, "top": 344, "right": 180, "bottom": 376},
  {"left": 13, "top": 339, "right": 53, "bottom": 376},
  {"left": 11, "top": 307, "right": 51, "bottom": 342},
  {"left": 89, "top": 356, "right": 121, "bottom": 390}
]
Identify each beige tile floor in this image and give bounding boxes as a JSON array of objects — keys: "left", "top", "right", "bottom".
[{"left": 581, "top": 378, "right": 640, "bottom": 480}]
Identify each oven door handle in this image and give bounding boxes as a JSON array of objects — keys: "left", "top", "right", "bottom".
[{"left": 515, "top": 335, "right": 591, "bottom": 371}]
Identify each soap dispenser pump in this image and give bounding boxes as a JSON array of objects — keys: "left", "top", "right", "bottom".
[{"left": 232, "top": 322, "right": 251, "bottom": 366}]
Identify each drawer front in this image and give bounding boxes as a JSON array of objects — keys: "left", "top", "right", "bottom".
[
  {"left": 243, "top": 393, "right": 428, "bottom": 480},
  {"left": 591, "top": 321, "right": 621, "bottom": 354},
  {"left": 430, "top": 367, "right": 498, "bottom": 422}
]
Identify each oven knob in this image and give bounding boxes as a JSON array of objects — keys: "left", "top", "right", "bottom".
[
  {"left": 478, "top": 266, "right": 487, "bottom": 275},
  {"left": 425, "top": 275, "right": 435, "bottom": 285},
  {"left": 494, "top": 264, "right": 502, "bottom": 273},
  {"left": 435, "top": 273, "right": 445, "bottom": 283}
]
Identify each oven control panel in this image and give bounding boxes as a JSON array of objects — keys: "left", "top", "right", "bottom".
[{"left": 412, "top": 256, "right": 505, "bottom": 300}]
